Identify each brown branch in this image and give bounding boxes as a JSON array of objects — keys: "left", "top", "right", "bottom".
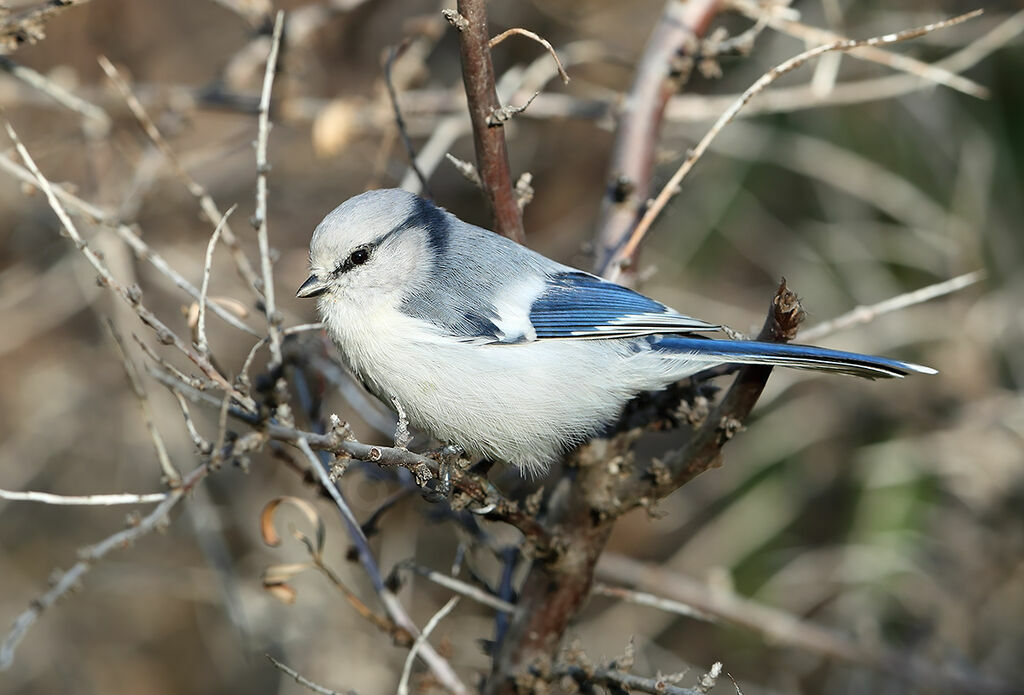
[
  {"left": 593, "top": 0, "right": 722, "bottom": 281},
  {"left": 447, "top": 0, "right": 526, "bottom": 243}
]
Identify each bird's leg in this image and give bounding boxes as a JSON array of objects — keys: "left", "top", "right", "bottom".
[{"left": 423, "top": 444, "right": 465, "bottom": 502}]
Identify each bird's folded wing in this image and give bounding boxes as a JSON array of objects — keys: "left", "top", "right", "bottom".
[{"left": 525, "top": 271, "right": 719, "bottom": 340}]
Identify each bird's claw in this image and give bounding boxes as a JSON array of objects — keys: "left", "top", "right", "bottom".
[{"left": 421, "top": 444, "right": 464, "bottom": 502}]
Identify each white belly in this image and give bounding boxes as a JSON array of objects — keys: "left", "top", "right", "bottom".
[{"left": 321, "top": 299, "right": 701, "bottom": 473}]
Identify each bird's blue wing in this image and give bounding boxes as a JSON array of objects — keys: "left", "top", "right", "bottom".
[{"left": 527, "top": 271, "right": 719, "bottom": 339}]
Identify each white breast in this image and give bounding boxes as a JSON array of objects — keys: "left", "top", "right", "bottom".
[{"left": 320, "top": 296, "right": 705, "bottom": 473}]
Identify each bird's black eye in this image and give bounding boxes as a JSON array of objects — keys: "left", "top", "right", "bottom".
[{"left": 349, "top": 248, "right": 370, "bottom": 266}]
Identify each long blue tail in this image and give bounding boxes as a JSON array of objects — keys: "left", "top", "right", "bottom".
[{"left": 654, "top": 336, "right": 936, "bottom": 379}]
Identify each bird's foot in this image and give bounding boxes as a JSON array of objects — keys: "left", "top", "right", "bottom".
[{"left": 422, "top": 444, "right": 465, "bottom": 502}]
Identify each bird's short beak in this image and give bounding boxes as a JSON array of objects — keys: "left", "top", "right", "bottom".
[{"left": 296, "top": 274, "right": 329, "bottom": 298}]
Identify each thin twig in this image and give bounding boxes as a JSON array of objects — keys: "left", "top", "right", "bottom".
[
  {"left": 197, "top": 205, "right": 237, "bottom": 356},
  {"left": 293, "top": 438, "right": 468, "bottom": 695},
  {"left": 403, "top": 564, "right": 515, "bottom": 613},
  {"left": 266, "top": 655, "right": 349, "bottom": 695},
  {"left": 728, "top": 0, "right": 989, "bottom": 98},
  {"left": 555, "top": 665, "right": 702, "bottom": 695},
  {"left": 800, "top": 270, "right": 985, "bottom": 342},
  {"left": 592, "top": 582, "right": 714, "bottom": 622},
  {"left": 385, "top": 40, "right": 432, "bottom": 197},
  {"left": 397, "top": 597, "right": 460, "bottom": 695},
  {"left": 97, "top": 55, "right": 262, "bottom": 294},
  {"left": 172, "top": 389, "right": 212, "bottom": 454},
  {"left": 105, "top": 319, "right": 181, "bottom": 485},
  {"left": 0, "top": 464, "right": 207, "bottom": 670},
  {"left": 239, "top": 323, "right": 324, "bottom": 386},
  {"left": 488, "top": 27, "right": 570, "bottom": 84},
  {"left": 134, "top": 335, "right": 212, "bottom": 391},
  {"left": 0, "top": 57, "right": 110, "bottom": 134},
  {"left": 255, "top": 10, "right": 286, "bottom": 368},
  {"left": 0, "top": 489, "right": 168, "bottom": 505},
  {"left": 0, "top": 153, "right": 257, "bottom": 335},
  {"left": 4, "top": 121, "right": 256, "bottom": 412},
  {"left": 606, "top": 10, "right": 983, "bottom": 282}
]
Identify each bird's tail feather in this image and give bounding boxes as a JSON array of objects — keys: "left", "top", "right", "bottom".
[{"left": 654, "top": 336, "right": 936, "bottom": 380}]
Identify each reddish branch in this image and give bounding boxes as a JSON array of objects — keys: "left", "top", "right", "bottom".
[
  {"left": 449, "top": 0, "right": 526, "bottom": 244},
  {"left": 594, "top": 0, "right": 722, "bottom": 280},
  {"left": 484, "top": 280, "right": 802, "bottom": 694}
]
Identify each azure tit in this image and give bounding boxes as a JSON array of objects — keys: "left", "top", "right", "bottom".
[{"left": 298, "top": 189, "right": 934, "bottom": 475}]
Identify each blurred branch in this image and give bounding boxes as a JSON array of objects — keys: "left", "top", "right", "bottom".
[
  {"left": 446, "top": 1, "right": 526, "bottom": 243},
  {"left": 266, "top": 655, "right": 350, "bottom": 695},
  {"left": 397, "top": 597, "right": 460, "bottom": 695},
  {"left": 800, "top": 270, "right": 985, "bottom": 342},
  {"left": 3, "top": 121, "right": 257, "bottom": 412},
  {"left": 292, "top": 437, "right": 468, "bottom": 695},
  {"left": 593, "top": 0, "right": 723, "bottom": 282},
  {"left": 667, "top": 8, "right": 1022, "bottom": 120},
  {"left": 98, "top": 55, "right": 263, "bottom": 295},
  {"left": 384, "top": 39, "right": 432, "bottom": 197},
  {"left": 728, "top": 0, "right": 989, "bottom": 98},
  {"left": 605, "top": 10, "right": 983, "bottom": 283},
  {"left": 254, "top": 10, "right": 285, "bottom": 368},
  {"left": 0, "top": 0, "right": 93, "bottom": 54},
  {"left": 105, "top": 319, "right": 181, "bottom": 486},
  {"left": 597, "top": 553, "right": 1013, "bottom": 694},
  {"left": 0, "top": 489, "right": 168, "bottom": 505},
  {"left": 591, "top": 582, "right": 713, "bottom": 622},
  {"left": 0, "top": 56, "right": 109, "bottom": 134},
  {"left": 0, "top": 463, "right": 208, "bottom": 670},
  {"left": 401, "top": 563, "right": 515, "bottom": 613},
  {"left": 488, "top": 28, "right": 570, "bottom": 85},
  {"left": 0, "top": 152, "right": 258, "bottom": 336}
]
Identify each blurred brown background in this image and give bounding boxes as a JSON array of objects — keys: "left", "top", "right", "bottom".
[{"left": 0, "top": 0, "right": 1022, "bottom": 693}]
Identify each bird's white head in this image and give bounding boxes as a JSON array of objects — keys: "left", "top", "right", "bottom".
[{"left": 296, "top": 189, "right": 450, "bottom": 307}]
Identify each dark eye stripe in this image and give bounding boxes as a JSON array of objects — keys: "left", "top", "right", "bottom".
[{"left": 333, "top": 245, "right": 373, "bottom": 275}]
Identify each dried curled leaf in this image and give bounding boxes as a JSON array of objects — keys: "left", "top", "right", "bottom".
[
  {"left": 261, "top": 562, "right": 314, "bottom": 605},
  {"left": 260, "top": 496, "right": 326, "bottom": 556},
  {"left": 264, "top": 583, "right": 297, "bottom": 605}
]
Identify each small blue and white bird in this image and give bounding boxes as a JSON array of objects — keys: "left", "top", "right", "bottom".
[{"left": 297, "top": 189, "right": 934, "bottom": 474}]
